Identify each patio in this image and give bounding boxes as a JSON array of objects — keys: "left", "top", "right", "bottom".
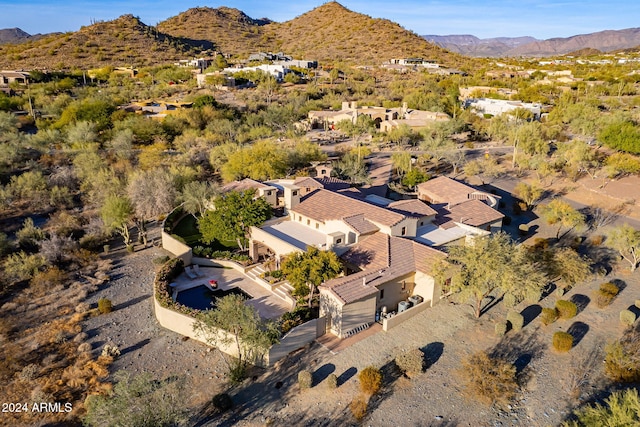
[{"left": 170, "top": 266, "right": 290, "bottom": 319}]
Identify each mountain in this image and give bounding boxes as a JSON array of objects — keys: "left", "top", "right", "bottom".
[
  {"left": 0, "top": 15, "right": 196, "bottom": 69},
  {"left": 0, "top": 27, "right": 32, "bottom": 44},
  {"left": 423, "top": 34, "right": 539, "bottom": 57},
  {"left": 507, "top": 28, "right": 640, "bottom": 56},
  {"left": 158, "top": 2, "right": 455, "bottom": 64},
  {"left": 157, "top": 6, "right": 272, "bottom": 53},
  {"left": 425, "top": 28, "right": 640, "bottom": 57}
]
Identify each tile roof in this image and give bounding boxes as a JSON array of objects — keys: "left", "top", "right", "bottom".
[
  {"left": 417, "top": 176, "right": 476, "bottom": 204},
  {"left": 436, "top": 199, "right": 504, "bottom": 227},
  {"left": 294, "top": 176, "right": 351, "bottom": 192},
  {"left": 222, "top": 178, "right": 274, "bottom": 193},
  {"left": 387, "top": 199, "right": 437, "bottom": 217},
  {"left": 293, "top": 189, "right": 406, "bottom": 228},
  {"left": 321, "top": 232, "right": 446, "bottom": 304},
  {"left": 342, "top": 214, "right": 380, "bottom": 235}
]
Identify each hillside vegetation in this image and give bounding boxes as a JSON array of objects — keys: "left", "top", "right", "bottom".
[{"left": 0, "top": 15, "right": 196, "bottom": 70}]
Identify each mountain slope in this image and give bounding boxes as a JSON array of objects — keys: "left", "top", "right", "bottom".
[
  {"left": 423, "top": 34, "right": 539, "bottom": 57},
  {"left": 507, "top": 28, "right": 640, "bottom": 56},
  {"left": 0, "top": 27, "right": 32, "bottom": 44},
  {"left": 157, "top": 6, "right": 271, "bottom": 53},
  {"left": 0, "top": 15, "right": 195, "bottom": 69}
]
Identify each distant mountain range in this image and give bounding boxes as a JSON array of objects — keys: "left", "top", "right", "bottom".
[
  {"left": 424, "top": 28, "right": 640, "bottom": 57},
  {"left": 0, "top": 27, "right": 57, "bottom": 44}
]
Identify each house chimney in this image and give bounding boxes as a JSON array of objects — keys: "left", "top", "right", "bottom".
[
  {"left": 341, "top": 101, "right": 350, "bottom": 111},
  {"left": 402, "top": 102, "right": 408, "bottom": 117},
  {"left": 315, "top": 164, "right": 333, "bottom": 177},
  {"left": 350, "top": 101, "right": 358, "bottom": 110},
  {"left": 283, "top": 185, "right": 301, "bottom": 212}
]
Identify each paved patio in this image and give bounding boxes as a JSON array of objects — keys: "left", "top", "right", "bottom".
[{"left": 171, "top": 266, "right": 290, "bottom": 319}]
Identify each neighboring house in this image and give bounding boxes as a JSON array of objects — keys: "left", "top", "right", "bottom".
[
  {"left": 223, "top": 64, "right": 291, "bottom": 81},
  {"left": 221, "top": 178, "right": 278, "bottom": 208},
  {"left": 118, "top": 101, "right": 193, "bottom": 120},
  {"left": 463, "top": 98, "right": 542, "bottom": 119},
  {"left": 387, "top": 58, "right": 440, "bottom": 68},
  {"left": 0, "top": 70, "right": 29, "bottom": 86},
  {"left": 174, "top": 57, "right": 210, "bottom": 71},
  {"left": 459, "top": 86, "right": 518, "bottom": 100},
  {"left": 308, "top": 101, "right": 450, "bottom": 131}
]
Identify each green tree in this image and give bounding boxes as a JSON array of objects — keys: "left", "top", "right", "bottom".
[
  {"left": 391, "top": 151, "right": 412, "bottom": 177},
  {"left": 281, "top": 246, "right": 343, "bottom": 307},
  {"left": 564, "top": 388, "right": 640, "bottom": 427},
  {"left": 221, "top": 140, "right": 288, "bottom": 182},
  {"left": 101, "top": 195, "right": 134, "bottom": 246},
  {"left": 434, "top": 233, "right": 547, "bottom": 318},
  {"left": 181, "top": 181, "right": 219, "bottom": 218},
  {"left": 83, "top": 371, "right": 188, "bottom": 427},
  {"left": 539, "top": 199, "right": 585, "bottom": 240},
  {"left": 513, "top": 182, "right": 543, "bottom": 209},
  {"left": 598, "top": 119, "right": 640, "bottom": 153},
  {"left": 198, "top": 190, "right": 272, "bottom": 250},
  {"left": 193, "top": 294, "right": 279, "bottom": 382},
  {"left": 606, "top": 224, "right": 640, "bottom": 271},
  {"left": 402, "top": 168, "right": 429, "bottom": 189}
]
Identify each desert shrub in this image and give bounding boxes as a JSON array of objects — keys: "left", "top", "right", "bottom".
[
  {"left": 395, "top": 348, "right": 425, "bottom": 376},
  {"left": 495, "top": 321, "right": 508, "bottom": 336},
  {"left": 101, "top": 344, "right": 120, "bottom": 358},
  {"left": 153, "top": 255, "right": 171, "bottom": 265},
  {"left": 280, "top": 306, "right": 314, "bottom": 334},
  {"left": 595, "top": 282, "right": 619, "bottom": 308},
  {"left": 326, "top": 373, "right": 338, "bottom": 390},
  {"left": 349, "top": 395, "right": 368, "bottom": 421},
  {"left": 540, "top": 307, "right": 559, "bottom": 325},
  {"left": 298, "top": 370, "right": 312, "bottom": 390},
  {"left": 97, "top": 298, "right": 113, "bottom": 314},
  {"left": 461, "top": 351, "right": 518, "bottom": 407},
  {"left": 75, "top": 302, "right": 90, "bottom": 313},
  {"left": 564, "top": 388, "right": 640, "bottom": 427},
  {"left": 507, "top": 311, "right": 524, "bottom": 332},
  {"left": 604, "top": 326, "right": 640, "bottom": 383},
  {"left": 589, "top": 235, "right": 604, "bottom": 246},
  {"left": 3, "top": 251, "right": 46, "bottom": 282},
  {"left": 29, "top": 266, "right": 68, "bottom": 295},
  {"left": 18, "top": 364, "right": 39, "bottom": 381},
  {"left": 620, "top": 310, "right": 637, "bottom": 327},
  {"left": 553, "top": 331, "right": 574, "bottom": 352},
  {"left": 359, "top": 366, "right": 382, "bottom": 396},
  {"left": 556, "top": 300, "right": 578, "bottom": 319},
  {"left": 77, "top": 342, "right": 92, "bottom": 353},
  {"left": 518, "top": 224, "right": 529, "bottom": 236},
  {"left": 74, "top": 332, "right": 89, "bottom": 343},
  {"left": 211, "top": 393, "right": 233, "bottom": 412}
]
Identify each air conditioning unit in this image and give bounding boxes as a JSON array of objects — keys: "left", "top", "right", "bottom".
[
  {"left": 408, "top": 295, "right": 423, "bottom": 306},
  {"left": 398, "top": 300, "right": 412, "bottom": 313}
]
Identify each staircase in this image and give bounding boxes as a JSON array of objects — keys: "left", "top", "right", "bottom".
[
  {"left": 245, "top": 264, "right": 266, "bottom": 283},
  {"left": 344, "top": 322, "right": 370, "bottom": 338},
  {"left": 273, "top": 281, "right": 295, "bottom": 302},
  {"left": 245, "top": 264, "right": 296, "bottom": 309}
]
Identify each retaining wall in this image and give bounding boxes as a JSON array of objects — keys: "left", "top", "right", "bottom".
[
  {"left": 382, "top": 301, "right": 430, "bottom": 331},
  {"left": 267, "top": 317, "right": 325, "bottom": 365},
  {"left": 161, "top": 230, "right": 193, "bottom": 265}
]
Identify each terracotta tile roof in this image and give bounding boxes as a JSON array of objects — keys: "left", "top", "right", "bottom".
[
  {"left": 387, "top": 199, "right": 437, "bottom": 217},
  {"left": 436, "top": 199, "right": 504, "bottom": 227},
  {"left": 417, "top": 176, "right": 475, "bottom": 204},
  {"left": 321, "top": 233, "right": 446, "bottom": 304},
  {"left": 293, "top": 189, "right": 406, "bottom": 227},
  {"left": 222, "top": 178, "right": 274, "bottom": 193},
  {"left": 342, "top": 214, "right": 380, "bottom": 235},
  {"left": 294, "top": 176, "right": 351, "bottom": 192}
]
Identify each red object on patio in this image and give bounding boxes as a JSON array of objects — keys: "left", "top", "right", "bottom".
[{"left": 209, "top": 279, "right": 218, "bottom": 288}]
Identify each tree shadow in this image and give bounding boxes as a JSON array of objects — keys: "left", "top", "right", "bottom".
[
  {"left": 628, "top": 305, "right": 640, "bottom": 317},
  {"left": 480, "top": 294, "right": 504, "bottom": 316},
  {"left": 521, "top": 304, "right": 541, "bottom": 327},
  {"left": 313, "top": 363, "right": 335, "bottom": 386},
  {"left": 583, "top": 245, "right": 618, "bottom": 275},
  {"left": 568, "top": 322, "right": 589, "bottom": 347},
  {"left": 337, "top": 366, "right": 357, "bottom": 386},
  {"left": 540, "top": 283, "right": 557, "bottom": 300},
  {"left": 421, "top": 342, "right": 444, "bottom": 368},
  {"left": 489, "top": 328, "right": 546, "bottom": 383},
  {"left": 610, "top": 279, "right": 627, "bottom": 294},
  {"left": 120, "top": 338, "right": 151, "bottom": 356},
  {"left": 570, "top": 294, "right": 590, "bottom": 314},
  {"left": 114, "top": 294, "right": 150, "bottom": 311}
]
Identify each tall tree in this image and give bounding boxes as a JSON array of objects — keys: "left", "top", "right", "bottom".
[
  {"left": 513, "top": 182, "right": 543, "bottom": 210},
  {"left": 181, "top": 181, "right": 219, "bottom": 219},
  {"left": 101, "top": 195, "right": 133, "bottom": 246},
  {"left": 606, "top": 224, "right": 640, "bottom": 271},
  {"left": 539, "top": 199, "right": 585, "bottom": 240},
  {"left": 434, "top": 233, "right": 547, "bottom": 318},
  {"left": 193, "top": 294, "right": 279, "bottom": 382},
  {"left": 198, "top": 190, "right": 272, "bottom": 251},
  {"left": 281, "top": 246, "right": 343, "bottom": 307}
]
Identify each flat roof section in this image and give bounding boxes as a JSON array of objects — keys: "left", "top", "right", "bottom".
[
  {"left": 414, "top": 223, "right": 473, "bottom": 246},
  {"left": 262, "top": 221, "right": 328, "bottom": 251}
]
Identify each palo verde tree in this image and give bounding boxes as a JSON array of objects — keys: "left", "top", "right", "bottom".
[
  {"left": 193, "top": 294, "right": 279, "bottom": 382},
  {"left": 198, "top": 190, "right": 272, "bottom": 251},
  {"left": 539, "top": 199, "right": 585, "bottom": 240},
  {"left": 606, "top": 224, "right": 640, "bottom": 271},
  {"left": 281, "top": 246, "right": 343, "bottom": 307},
  {"left": 180, "top": 181, "right": 219, "bottom": 219},
  {"left": 434, "top": 232, "right": 547, "bottom": 318},
  {"left": 100, "top": 194, "right": 133, "bottom": 247}
]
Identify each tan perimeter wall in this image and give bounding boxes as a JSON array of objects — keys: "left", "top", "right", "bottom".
[
  {"left": 161, "top": 230, "right": 193, "bottom": 265},
  {"left": 382, "top": 300, "right": 429, "bottom": 331},
  {"left": 192, "top": 257, "right": 253, "bottom": 274},
  {"left": 267, "top": 317, "right": 325, "bottom": 365}
]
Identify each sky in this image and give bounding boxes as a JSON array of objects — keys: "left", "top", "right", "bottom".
[{"left": 1, "top": 0, "right": 638, "bottom": 40}]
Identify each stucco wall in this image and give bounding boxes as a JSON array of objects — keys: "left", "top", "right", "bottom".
[
  {"left": 341, "top": 296, "right": 377, "bottom": 338},
  {"left": 267, "top": 317, "right": 324, "bottom": 364},
  {"left": 413, "top": 271, "right": 437, "bottom": 306},
  {"left": 161, "top": 230, "right": 193, "bottom": 265},
  {"left": 376, "top": 273, "right": 414, "bottom": 312},
  {"left": 382, "top": 299, "right": 429, "bottom": 331}
]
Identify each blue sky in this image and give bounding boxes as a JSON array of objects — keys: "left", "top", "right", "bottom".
[{"left": 1, "top": 0, "right": 638, "bottom": 40}]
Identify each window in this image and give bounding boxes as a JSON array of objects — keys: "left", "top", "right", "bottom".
[
  {"left": 380, "top": 289, "right": 385, "bottom": 300},
  {"left": 401, "top": 227, "right": 406, "bottom": 236},
  {"left": 298, "top": 215, "right": 302, "bottom": 221},
  {"left": 306, "top": 187, "right": 311, "bottom": 192},
  {"left": 315, "top": 223, "right": 319, "bottom": 229},
  {"left": 266, "top": 190, "right": 271, "bottom": 196},
  {"left": 336, "top": 238, "right": 342, "bottom": 244},
  {"left": 321, "top": 169, "right": 326, "bottom": 175},
  {"left": 419, "top": 221, "right": 424, "bottom": 227},
  {"left": 307, "top": 219, "right": 310, "bottom": 225},
  {"left": 292, "top": 190, "right": 298, "bottom": 196}
]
